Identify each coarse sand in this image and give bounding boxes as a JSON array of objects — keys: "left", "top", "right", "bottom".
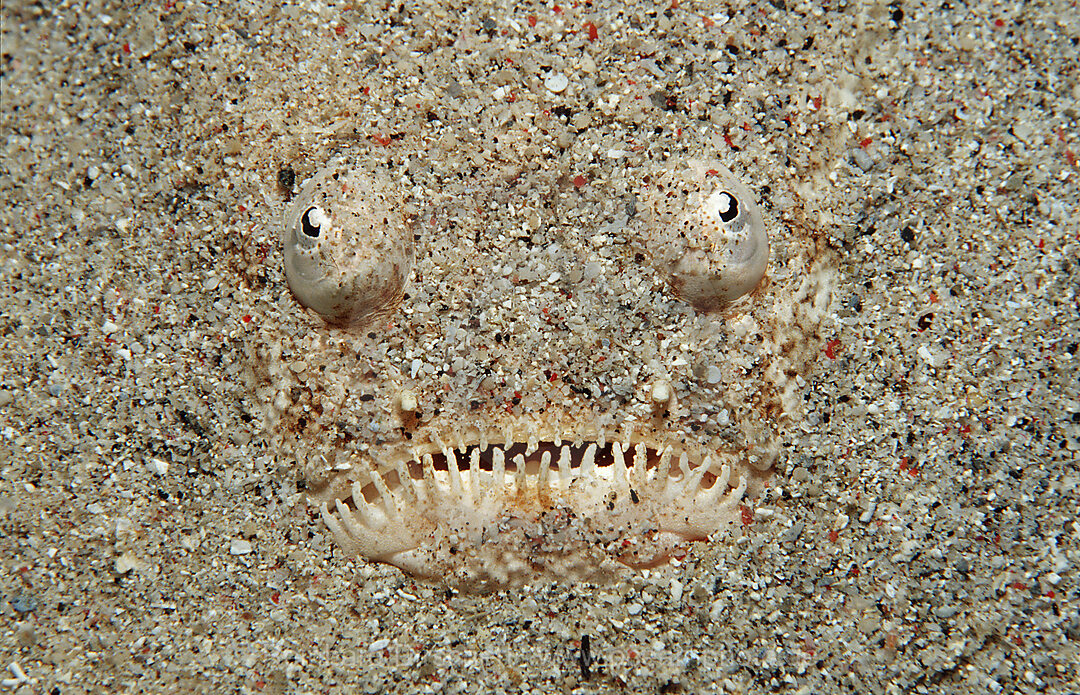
[{"left": 1, "top": 0, "right": 1078, "bottom": 693}]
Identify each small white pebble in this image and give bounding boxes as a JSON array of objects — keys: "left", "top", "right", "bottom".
[
  {"left": 147, "top": 458, "right": 169, "bottom": 476},
  {"left": 706, "top": 366, "right": 722, "bottom": 384},
  {"left": 544, "top": 72, "right": 569, "bottom": 93},
  {"left": 368, "top": 638, "right": 391, "bottom": 651},
  {"left": 229, "top": 539, "right": 253, "bottom": 555},
  {"left": 627, "top": 602, "right": 643, "bottom": 615},
  {"left": 114, "top": 551, "right": 146, "bottom": 574}
]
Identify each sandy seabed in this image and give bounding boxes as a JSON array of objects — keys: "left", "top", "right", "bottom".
[{"left": 1, "top": 0, "right": 1078, "bottom": 693}]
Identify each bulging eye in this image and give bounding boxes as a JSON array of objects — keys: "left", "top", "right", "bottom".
[
  {"left": 642, "top": 163, "right": 769, "bottom": 312},
  {"left": 283, "top": 163, "right": 413, "bottom": 328}
]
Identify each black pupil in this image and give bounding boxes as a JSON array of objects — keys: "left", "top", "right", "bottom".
[
  {"left": 301, "top": 207, "right": 321, "bottom": 238},
  {"left": 718, "top": 193, "right": 739, "bottom": 223}
]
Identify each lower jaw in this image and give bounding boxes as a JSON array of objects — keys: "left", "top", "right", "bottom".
[{"left": 318, "top": 432, "right": 768, "bottom": 590}]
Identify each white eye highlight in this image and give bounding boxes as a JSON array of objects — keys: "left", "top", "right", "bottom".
[
  {"left": 643, "top": 162, "right": 769, "bottom": 312},
  {"left": 283, "top": 162, "right": 413, "bottom": 328}
]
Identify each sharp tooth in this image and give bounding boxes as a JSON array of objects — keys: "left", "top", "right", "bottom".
[
  {"left": 422, "top": 453, "right": 442, "bottom": 499},
  {"left": 503, "top": 426, "right": 514, "bottom": 448},
  {"left": 370, "top": 468, "right": 400, "bottom": 518},
  {"left": 468, "top": 448, "right": 481, "bottom": 503},
  {"left": 631, "top": 443, "right": 648, "bottom": 490},
  {"left": 479, "top": 430, "right": 489, "bottom": 452},
  {"left": 538, "top": 450, "right": 552, "bottom": 503},
  {"left": 731, "top": 472, "right": 748, "bottom": 503},
  {"left": 557, "top": 445, "right": 571, "bottom": 487},
  {"left": 513, "top": 453, "right": 527, "bottom": 492},
  {"left": 336, "top": 498, "right": 364, "bottom": 538},
  {"left": 492, "top": 446, "right": 506, "bottom": 486},
  {"left": 352, "top": 481, "right": 380, "bottom": 528},
  {"left": 654, "top": 446, "right": 674, "bottom": 490},
  {"left": 443, "top": 447, "right": 462, "bottom": 495},
  {"left": 682, "top": 454, "right": 712, "bottom": 496},
  {"left": 701, "top": 463, "right": 732, "bottom": 505},
  {"left": 613, "top": 441, "right": 630, "bottom": 496},
  {"left": 397, "top": 458, "right": 417, "bottom": 500},
  {"left": 553, "top": 431, "right": 562, "bottom": 447},
  {"left": 581, "top": 443, "right": 597, "bottom": 478},
  {"left": 320, "top": 502, "right": 346, "bottom": 541},
  {"left": 526, "top": 432, "right": 538, "bottom": 456}
]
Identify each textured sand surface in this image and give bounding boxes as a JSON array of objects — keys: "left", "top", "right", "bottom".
[{"left": 2, "top": 0, "right": 1078, "bottom": 693}]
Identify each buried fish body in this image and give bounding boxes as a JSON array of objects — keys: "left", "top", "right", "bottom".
[{"left": 247, "top": 152, "right": 834, "bottom": 591}]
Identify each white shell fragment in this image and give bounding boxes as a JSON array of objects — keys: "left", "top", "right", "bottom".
[
  {"left": 283, "top": 160, "right": 413, "bottom": 328},
  {"left": 642, "top": 161, "right": 769, "bottom": 311}
]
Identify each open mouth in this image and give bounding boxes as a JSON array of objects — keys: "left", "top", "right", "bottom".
[{"left": 319, "top": 436, "right": 752, "bottom": 589}]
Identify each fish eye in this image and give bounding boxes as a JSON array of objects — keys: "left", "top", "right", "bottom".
[
  {"left": 283, "top": 164, "right": 413, "bottom": 328},
  {"left": 640, "top": 163, "right": 769, "bottom": 312},
  {"left": 715, "top": 192, "right": 739, "bottom": 223},
  {"left": 301, "top": 206, "right": 327, "bottom": 238}
]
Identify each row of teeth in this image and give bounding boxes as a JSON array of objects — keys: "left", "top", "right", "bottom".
[{"left": 325, "top": 440, "right": 745, "bottom": 530}]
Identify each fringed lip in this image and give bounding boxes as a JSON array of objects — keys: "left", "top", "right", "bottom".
[{"left": 319, "top": 433, "right": 755, "bottom": 589}]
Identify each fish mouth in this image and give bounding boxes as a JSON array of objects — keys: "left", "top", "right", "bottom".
[{"left": 317, "top": 432, "right": 767, "bottom": 590}]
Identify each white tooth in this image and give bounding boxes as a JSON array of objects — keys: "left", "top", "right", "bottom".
[
  {"left": 479, "top": 430, "right": 489, "bottom": 452},
  {"left": 553, "top": 431, "right": 562, "bottom": 447},
  {"left": 597, "top": 430, "right": 607, "bottom": 448},
  {"left": 454, "top": 431, "right": 466, "bottom": 451},
  {"left": 443, "top": 447, "right": 462, "bottom": 495},
  {"left": 557, "top": 445, "right": 572, "bottom": 487},
  {"left": 538, "top": 450, "right": 552, "bottom": 495},
  {"left": 336, "top": 498, "right": 364, "bottom": 539},
  {"left": 492, "top": 446, "right": 506, "bottom": 486},
  {"left": 526, "top": 432, "right": 538, "bottom": 456},
  {"left": 352, "top": 482, "right": 380, "bottom": 528},
  {"left": 667, "top": 452, "right": 689, "bottom": 498},
  {"left": 370, "top": 469, "right": 399, "bottom": 518},
  {"left": 613, "top": 442, "right": 629, "bottom": 496},
  {"left": 503, "top": 426, "right": 514, "bottom": 447},
  {"left": 321, "top": 502, "right": 346, "bottom": 540},
  {"left": 422, "top": 453, "right": 442, "bottom": 499},
  {"left": 581, "top": 443, "right": 597, "bottom": 478},
  {"left": 701, "top": 463, "right": 732, "bottom": 505},
  {"left": 683, "top": 454, "right": 712, "bottom": 496},
  {"left": 468, "top": 448, "right": 481, "bottom": 503},
  {"left": 396, "top": 459, "right": 416, "bottom": 500},
  {"left": 655, "top": 446, "right": 674, "bottom": 490},
  {"left": 731, "top": 472, "right": 748, "bottom": 503},
  {"left": 513, "top": 453, "right": 527, "bottom": 492},
  {"left": 677, "top": 452, "right": 690, "bottom": 477},
  {"left": 631, "top": 443, "right": 648, "bottom": 490}
]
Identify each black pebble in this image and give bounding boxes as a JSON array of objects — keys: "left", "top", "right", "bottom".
[{"left": 278, "top": 166, "right": 295, "bottom": 191}]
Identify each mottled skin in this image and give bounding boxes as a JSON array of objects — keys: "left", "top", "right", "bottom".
[
  {"left": 218, "top": 10, "right": 836, "bottom": 589},
  {"left": 240, "top": 142, "right": 834, "bottom": 590}
]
